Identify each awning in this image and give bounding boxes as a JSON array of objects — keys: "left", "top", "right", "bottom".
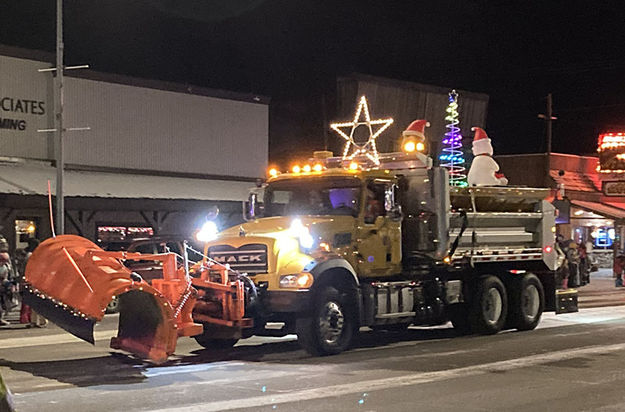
[
  {"left": 570, "top": 200, "right": 625, "bottom": 220},
  {"left": 0, "top": 162, "right": 253, "bottom": 202}
]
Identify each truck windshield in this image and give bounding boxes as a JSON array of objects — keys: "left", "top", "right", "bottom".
[{"left": 264, "top": 177, "right": 362, "bottom": 217}]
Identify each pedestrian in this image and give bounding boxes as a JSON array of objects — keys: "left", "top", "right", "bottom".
[
  {"left": 554, "top": 242, "right": 569, "bottom": 289},
  {"left": 613, "top": 254, "right": 625, "bottom": 287},
  {"left": 21, "top": 239, "right": 47, "bottom": 328},
  {"left": 585, "top": 239, "right": 595, "bottom": 271},
  {"left": 578, "top": 241, "right": 589, "bottom": 285},
  {"left": 0, "top": 252, "right": 14, "bottom": 326}
]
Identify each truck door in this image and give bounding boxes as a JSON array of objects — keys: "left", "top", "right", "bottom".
[{"left": 357, "top": 179, "right": 402, "bottom": 277}]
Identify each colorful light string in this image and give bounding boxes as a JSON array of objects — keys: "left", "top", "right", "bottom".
[{"left": 439, "top": 90, "right": 467, "bottom": 187}]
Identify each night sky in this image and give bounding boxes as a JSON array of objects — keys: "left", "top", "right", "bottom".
[{"left": 2, "top": 0, "right": 625, "bottom": 166}]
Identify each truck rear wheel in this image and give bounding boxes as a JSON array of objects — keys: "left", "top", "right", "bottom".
[
  {"left": 470, "top": 276, "right": 508, "bottom": 335},
  {"left": 296, "top": 286, "right": 356, "bottom": 356},
  {"left": 508, "top": 274, "right": 544, "bottom": 331}
]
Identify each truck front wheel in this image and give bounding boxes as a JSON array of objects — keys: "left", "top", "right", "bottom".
[
  {"left": 508, "top": 273, "right": 544, "bottom": 331},
  {"left": 296, "top": 286, "right": 356, "bottom": 356},
  {"left": 470, "top": 275, "right": 508, "bottom": 335}
]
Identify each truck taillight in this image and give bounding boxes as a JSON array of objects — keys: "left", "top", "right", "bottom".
[{"left": 544, "top": 245, "right": 553, "bottom": 253}]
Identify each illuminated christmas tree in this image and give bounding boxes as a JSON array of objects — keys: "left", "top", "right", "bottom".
[{"left": 439, "top": 90, "right": 467, "bottom": 187}]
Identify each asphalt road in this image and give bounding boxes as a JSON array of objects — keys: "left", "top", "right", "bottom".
[{"left": 3, "top": 307, "right": 625, "bottom": 412}]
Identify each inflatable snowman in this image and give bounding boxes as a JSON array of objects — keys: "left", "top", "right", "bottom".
[{"left": 467, "top": 127, "right": 508, "bottom": 186}]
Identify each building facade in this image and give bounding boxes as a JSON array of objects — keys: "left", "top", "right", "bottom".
[{"left": 0, "top": 45, "right": 269, "bottom": 252}]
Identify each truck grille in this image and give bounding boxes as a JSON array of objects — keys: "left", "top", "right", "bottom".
[{"left": 208, "top": 244, "right": 268, "bottom": 274}]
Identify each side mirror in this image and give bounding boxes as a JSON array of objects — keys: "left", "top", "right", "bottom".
[{"left": 243, "top": 192, "right": 264, "bottom": 221}]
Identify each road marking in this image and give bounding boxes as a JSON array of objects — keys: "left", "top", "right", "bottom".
[
  {"left": 142, "top": 362, "right": 245, "bottom": 377},
  {"left": 151, "top": 342, "right": 625, "bottom": 412},
  {"left": 194, "top": 370, "right": 306, "bottom": 386}
]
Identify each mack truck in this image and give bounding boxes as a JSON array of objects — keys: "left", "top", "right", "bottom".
[
  {"left": 23, "top": 122, "right": 576, "bottom": 363},
  {"left": 192, "top": 148, "right": 572, "bottom": 356}
]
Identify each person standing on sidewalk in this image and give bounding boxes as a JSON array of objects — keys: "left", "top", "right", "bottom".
[
  {"left": 613, "top": 254, "right": 625, "bottom": 287},
  {"left": 0, "top": 252, "right": 15, "bottom": 327},
  {"left": 21, "top": 239, "right": 47, "bottom": 328}
]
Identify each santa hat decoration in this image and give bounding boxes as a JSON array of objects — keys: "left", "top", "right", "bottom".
[
  {"left": 471, "top": 126, "right": 494, "bottom": 156},
  {"left": 403, "top": 119, "right": 431, "bottom": 139}
]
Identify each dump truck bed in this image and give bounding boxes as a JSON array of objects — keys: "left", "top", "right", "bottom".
[{"left": 448, "top": 186, "right": 556, "bottom": 270}]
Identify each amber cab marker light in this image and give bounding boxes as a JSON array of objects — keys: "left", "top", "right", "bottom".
[
  {"left": 349, "top": 162, "right": 359, "bottom": 170},
  {"left": 313, "top": 163, "right": 323, "bottom": 172},
  {"left": 292, "top": 165, "right": 301, "bottom": 173},
  {"left": 268, "top": 168, "right": 279, "bottom": 177},
  {"left": 403, "top": 140, "right": 416, "bottom": 153},
  {"left": 303, "top": 164, "right": 312, "bottom": 173}
]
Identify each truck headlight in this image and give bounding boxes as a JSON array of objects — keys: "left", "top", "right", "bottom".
[
  {"left": 196, "top": 221, "right": 218, "bottom": 242},
  {"left": 289, "top": 219, "right": 314, "bottom": 250},
  {"left": 279, "top": 273, "right": 314, "bottom": 289}
]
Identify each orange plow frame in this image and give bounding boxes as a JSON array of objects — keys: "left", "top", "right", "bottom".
[{"left": 24, "top": 235, "right": 251, "bottom": 363}]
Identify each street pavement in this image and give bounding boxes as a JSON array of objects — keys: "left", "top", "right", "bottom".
[{"left": 2, "top": 270, "right": 625, "bottom": 411}]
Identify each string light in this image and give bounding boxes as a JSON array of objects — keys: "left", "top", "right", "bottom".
[
  {"left": 330, "top": 95, "right": 393, "bottom": 166},
  {"left": 439, "top": 90, "right": 467, "bottom": 187}
]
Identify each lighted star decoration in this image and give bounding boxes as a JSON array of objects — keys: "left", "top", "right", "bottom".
[{"left": 330, "top": 96, "right": 393, "bottom": 166}]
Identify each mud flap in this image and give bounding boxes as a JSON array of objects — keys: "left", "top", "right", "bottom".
[
  {"left": 22, "top": 288, "right": 96, "bottom": 344},
  {"left": 555, "top": 289, "right": 579, "bottom": 314}
]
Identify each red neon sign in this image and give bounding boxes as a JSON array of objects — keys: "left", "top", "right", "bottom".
[{"left": 598, "top": 132, "right": 625, "bottom": 173}]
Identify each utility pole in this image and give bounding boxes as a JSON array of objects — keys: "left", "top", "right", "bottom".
[
  {"left": 546, "top": 93, "right": 553, "bottom": 154},
  {"left": 538, "top": 93, "right": 557, "bottom": 185},
  {"left": 37, "top": 0, "right": 89, "bottom": 235},
  {"left": 55, "top": 0, "right": 65, "bottom": 235}
]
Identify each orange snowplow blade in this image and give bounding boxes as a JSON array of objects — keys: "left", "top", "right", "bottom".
[{"left": 24, "top": 235, "right": 202, "bottom": 363}]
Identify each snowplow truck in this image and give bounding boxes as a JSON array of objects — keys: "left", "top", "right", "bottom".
[
  {"left": 23, "top": 150, "right": 576, "bottom": 361},
  {"left": 198, "top": 153, "right": 575, "bottom": 356}
]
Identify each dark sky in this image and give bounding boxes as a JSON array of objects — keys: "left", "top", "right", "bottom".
[{"left": 2, "top": 0, "right": 625, "bottom": 165}]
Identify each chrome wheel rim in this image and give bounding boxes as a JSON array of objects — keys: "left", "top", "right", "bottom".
[
  {"left": 319, "top": 301, "right": 345, "bottom": 345},
  {"left": 484, "top": 288, "right": 503, "bottom": 326},
  {"left": 523, "top": 284, "right": 540, "bottom": 321}
]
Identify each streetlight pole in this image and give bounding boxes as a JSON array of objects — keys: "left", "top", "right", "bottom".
[{"left": 55, "top": 0, "right": 65, "bottom": 235}]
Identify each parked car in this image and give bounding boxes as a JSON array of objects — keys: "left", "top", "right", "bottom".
[{"left": 105, "top": 235, "right": 203, "bottom": 313}]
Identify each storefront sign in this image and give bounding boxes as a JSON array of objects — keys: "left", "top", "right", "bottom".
[
  {"left": 97, "top": 225, "right": 154, "bottom": 243},
  {"left": 598, "top": 132, "right": 625, "bottom": 173},
  {"left": 602, "top": 181, "right": 625, "bottom": 196},
  {"left": 0, "top": 96, "right": 46, "bottom": 131}
]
